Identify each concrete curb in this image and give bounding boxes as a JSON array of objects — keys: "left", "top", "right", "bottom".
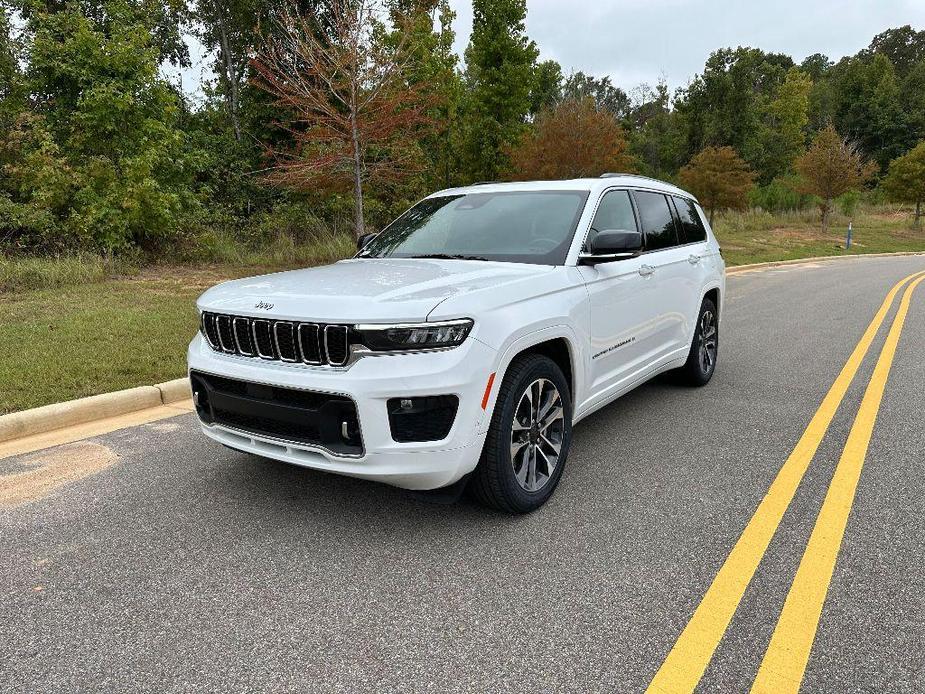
[
  {"left": 0, "top": 378, "right": 189, "bottom": 444},
  {"left": 726, "top": 250, "right": 925, "bottom": 275}
]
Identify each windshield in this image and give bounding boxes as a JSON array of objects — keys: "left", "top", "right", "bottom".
[{"left": 359, "top": 190, "right": 590, "bottom": 265}]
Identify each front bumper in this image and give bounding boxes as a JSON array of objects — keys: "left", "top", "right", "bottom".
[{"left": 186, "top": 334, "right": 498, "bottom": 490}]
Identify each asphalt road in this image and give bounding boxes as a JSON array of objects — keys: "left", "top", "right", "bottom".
[{"left": 2, "top": 255, "right": 924, "bottom": 693}]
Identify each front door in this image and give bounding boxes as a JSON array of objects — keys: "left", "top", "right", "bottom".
[{"left": 579, "top": 189, "right": 661, "bottom": 405}]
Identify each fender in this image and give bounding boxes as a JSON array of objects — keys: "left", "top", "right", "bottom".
[
  {"left": 693, "top": 281, "right": 723, "bottom": 345},
  {"left": 476, "top": 323, "right": 583, "bottom": 434}
]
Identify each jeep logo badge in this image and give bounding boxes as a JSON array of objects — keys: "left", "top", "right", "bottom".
[{"left": 254, "top": 301, "right": 274, "bottom": 311}]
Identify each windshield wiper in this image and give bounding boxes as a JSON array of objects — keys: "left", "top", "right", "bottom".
[{"left": 409, "top": 253, "right": 490, "bottom": 261}]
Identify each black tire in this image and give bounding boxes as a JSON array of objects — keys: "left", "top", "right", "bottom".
[
  {"left": 470, "top": 354, "right": 573, "bottom": 513},
  {"left": 676, "top": 297, "right": 719, "bottom": 387}
]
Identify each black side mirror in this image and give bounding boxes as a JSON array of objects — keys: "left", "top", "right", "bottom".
[
  {"left": 579, "top": 229, "right": 643, "bottom": 264},
  {"left": 357, "top": 232, "right": 378, "bottom": 251}
]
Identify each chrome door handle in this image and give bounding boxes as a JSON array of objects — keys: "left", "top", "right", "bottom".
[
  {"left": 638, "top": 264, "right": 655, "bottom": 277},
  {"left": 688, "top": 254, "right": 701, "bottom": 265}
]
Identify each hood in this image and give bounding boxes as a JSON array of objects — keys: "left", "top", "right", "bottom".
[{"left": 197, "top": 258, "right": 555, "bottom": 322}]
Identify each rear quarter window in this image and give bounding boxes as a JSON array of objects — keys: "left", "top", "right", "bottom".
[{"left": 672, "top": 196, "right": 708, "bottom": 244}]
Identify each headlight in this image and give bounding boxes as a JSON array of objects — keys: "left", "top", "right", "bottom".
[{"left": 354, "top": 319, "right": 473, "bottom": 352}]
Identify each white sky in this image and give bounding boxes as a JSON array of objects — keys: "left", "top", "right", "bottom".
[{"left": 168, "top": 0, "right": 925, "bottom": 102}]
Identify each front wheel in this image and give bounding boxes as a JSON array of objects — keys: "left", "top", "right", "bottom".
[
  {"left": 470, "top": 354, "right": 572, "bottom": 513},
  {"left": 676, "top": 297, "right": 718, "bottom": 387}
]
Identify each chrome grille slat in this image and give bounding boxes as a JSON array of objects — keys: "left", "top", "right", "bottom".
[
  {"left": 233, "top": 317, "right": 255, "bottom": 356},
  {"left": 202, "top": 313, "right": 220, "bottom": 350},
  {"left": 216, "top": 315, "right": 237, "bottom": 354},
  {"left": 273, "top": 322, "right": 299, "bottom": 362},
  {"left": 324, "top": 325, "right": 349, "bottom": 366},
  {"left": 298, "top": 323, "right": 322, "bottom": 364},
  {"left": 252, "top": 320, "right": 276, "bottom": 359},
  {"left": 201, "top": 312, "right": 349, "bottom": 366}
]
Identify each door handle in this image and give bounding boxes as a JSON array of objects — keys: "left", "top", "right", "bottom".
[
  {"left": 688, "top": 254, "right": 701, "bottom": 265},
  {"left": 638, "top": 264, "right": 655, "bottom": 277}
]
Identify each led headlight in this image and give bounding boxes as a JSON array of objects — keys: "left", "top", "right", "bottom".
[{"left": 354, "top": 319, "right": 473, "bottom": 352}]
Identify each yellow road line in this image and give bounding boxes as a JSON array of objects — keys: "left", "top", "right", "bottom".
[
  {"left": 647, "top": 270, "right": 925, "bottom": 694},
  {"left": 751, "top": 274, "right": 925, "bottom": 693}
]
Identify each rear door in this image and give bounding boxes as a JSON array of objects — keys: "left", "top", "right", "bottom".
[
  {"left": 630, "top": 190, "right": 692, "bottom": 361},
  {"left": 670, "top": 195, "right": 713, "bottom": 345}
]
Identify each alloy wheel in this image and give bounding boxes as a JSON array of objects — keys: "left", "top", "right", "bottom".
[
  {"left": 510, "top": 378, "right": 565, "bottom": 492},
  {"left": 698, "top": 309, "right": 717, "bottom": 374}
]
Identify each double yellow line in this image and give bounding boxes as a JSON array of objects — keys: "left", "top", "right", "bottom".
[{"left": 648, "top": 270, "right": 925, "bottom": 694}]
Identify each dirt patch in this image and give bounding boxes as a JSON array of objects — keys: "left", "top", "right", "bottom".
[{"left": 0, "top": 441, "right": 119, "bottom": 507}]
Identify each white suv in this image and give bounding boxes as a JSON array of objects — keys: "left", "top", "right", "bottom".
[{"left": 188, "top": 174, "right": 724, "bottom": 512}]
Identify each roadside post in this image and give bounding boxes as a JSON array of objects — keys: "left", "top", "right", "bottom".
[{"left": 846, "top": 221, "right": 853, "bottom": 249}]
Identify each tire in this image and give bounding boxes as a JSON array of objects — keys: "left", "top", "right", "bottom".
[
  {"left": 470, "top": 354, "right": 573, "bottom": 513},
  {"left": 676, "top": 297, "right": 719, "bottom": 387}
]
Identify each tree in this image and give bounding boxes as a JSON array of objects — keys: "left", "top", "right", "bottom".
[
  {"left": 461, "top": 0, "right": 537, "bottom": 182},
  {"left": 676, "top": 47, "right": 794, "bottom": 172},
  {"left": 194, "top": 0, "right": 259, "bottom": 142},
  {"left": 867, "top": 25, "right": 925, "bottom": 78},
  {"left": 529, "top": 59, "right": 562, "bottom": 116},
  {"left": 756, "top": 67, "right": 812, "bottom": 182},
  {"left": 383, "top": 0, "right": 460, "bottom": 190},
  {"left": 509, "top": 98, "right": 634, "bottom": 180},
  {"left": 678, "top": 146, "right": 755, "bottom": 224},
  {"left": 561, "top": 70, "right": 630, "bottom": 119},
  {"left": 794, "top": 124, "right": 876, "bottom": 233},
  {"left": 628, "top": 80, "right": 686, "bottom": 179},
  {"left": 883, "top": 141, "right": 925, "bottom": 228},
  {"left": 251, "top": 1, "right": 435, "bottom": 237},
  {"left": 4, "top": 0, "right": 198, "bottom": 251}
]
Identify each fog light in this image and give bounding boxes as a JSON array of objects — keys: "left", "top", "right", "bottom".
[{"left": 386, "top": 396, "right": 459, "bottom": 443}]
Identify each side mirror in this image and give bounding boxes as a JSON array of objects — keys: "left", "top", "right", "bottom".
[
  {"left": 579, "top": 229, "right": 643, "bottom": 265},
  {"left": 357, "top": 232, "right": 378, "bottom": 251}
]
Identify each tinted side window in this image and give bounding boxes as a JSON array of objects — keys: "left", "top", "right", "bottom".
[
  {"left": 672, "top": 196, "right": 707, "bottom": 243},
  {"left": 586, "top": 190, "right": 637, "bottom": 250},
  {"left": 633, "top": 191, "right": 678, "bottom": 251}
]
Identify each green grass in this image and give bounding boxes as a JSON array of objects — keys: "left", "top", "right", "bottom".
[
  {"left": 712, "top": 205, "right": 925, "bottom": 266},
  {"left": 1, "top": 206, "right": 923, "bottom": 415},
  {"left": 0, "top": 272, "right": 203, "bottom": 414},
  {"left": 0, "top": 253, "right": 138, "bottom": 293}
]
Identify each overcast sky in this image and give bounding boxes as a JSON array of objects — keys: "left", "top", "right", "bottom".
[{"left": 172, "top": 0, "right": 925, "bottom": 101}]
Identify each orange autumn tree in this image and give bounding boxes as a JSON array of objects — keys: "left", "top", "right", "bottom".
[
  {"left": 795, "top": 124, "right": 876, "bottom": 233},
  {"left": 678, "top": 146, "right": 755, "bottom": 225},
  {"left": 509, "top": 98, "right": 634, "bottom": 180},
  {"left": 251, "top": 0, "right": 434, "bottom": 237}
]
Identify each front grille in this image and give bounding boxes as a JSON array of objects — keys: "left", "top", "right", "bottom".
[
  {"left": 190, "top": 371, "right": 363, "bottom": 456},
  {"left": 201, "top": 312, "right": 351, "bottom": 367}
]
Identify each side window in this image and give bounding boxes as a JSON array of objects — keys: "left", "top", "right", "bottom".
[
  {"left": 586, "top": 190, "right": 637, "bottom": 250},
  {"left": 672, "top": 196, "right": 707, "bottom": 243},
  {"left": 632, "top": 191, "right": 679, "bottom": 251}
]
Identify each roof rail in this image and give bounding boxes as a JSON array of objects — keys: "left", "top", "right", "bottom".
[
  {"left": 470, "top": 180, "right": 502, "bottom": 186},
  {"left": 599, "top": 173, "right": 668, "bottom": 185}
]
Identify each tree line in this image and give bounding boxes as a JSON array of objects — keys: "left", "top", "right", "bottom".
[{"left": 1, "top": 0, "right": 924, "bottom": 257}]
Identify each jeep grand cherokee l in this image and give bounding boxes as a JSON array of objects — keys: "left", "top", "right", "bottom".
[{"left": 188, "top": 174, "right": 725, "bottom": 512}]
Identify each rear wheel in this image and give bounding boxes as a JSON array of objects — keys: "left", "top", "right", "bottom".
[
  {"left": 677, "top": 297, "right": 718, "bottom": 386},
  {"left": 470, "top": 354, "right": 572, "bottom": 513}
]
